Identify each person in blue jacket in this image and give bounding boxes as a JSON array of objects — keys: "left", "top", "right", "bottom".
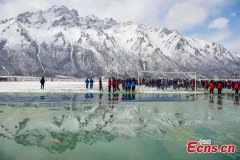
[
  {"left": 132, "top": 78, "right": 136, "bottom": 92},
  {"left": 85, "top": 79, "right": 89, "bottom": 89},
  {"left": 90, "top": 79, "right": 94, "bottom": 89},
  {"left": 125, "top": 79, "right": 128, "bottom": 92},
  {"left": 127, "top": 79, "right": 131, "bottom": 92}
]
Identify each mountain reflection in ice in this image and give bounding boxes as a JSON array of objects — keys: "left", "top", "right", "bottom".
[{"left": 0, "top": 93, "right": 240, "bottom": 153}]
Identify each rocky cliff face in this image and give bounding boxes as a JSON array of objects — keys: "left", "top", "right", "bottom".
[{"left": 0, "top": 5, "right": 239, "bottom": 78}]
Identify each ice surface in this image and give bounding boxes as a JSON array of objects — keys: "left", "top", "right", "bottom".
[
  {"left": 0, "top": 82, "right": 99, "bottom": 93},
  {"left": 0, "top": 81, "right": 202, "bottom": 93}
]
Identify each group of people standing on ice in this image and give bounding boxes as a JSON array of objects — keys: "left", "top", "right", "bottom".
[
  {"left": 203, "top": 80, "right": 239, "bottom": 95},
  {"left": 85, "top": 77, "right": 105, "bottom": 91},
  {"left": 40, "top": 76, "right": 239, "bottom": 95},
  {"left": 85, "top": 79, "right": 95, "bottom": 89},
  {"left": 139, "top": 78, "right": 240, "bottom": 94},
  {"left": 140, "top": 79, "right": 196, "bottom": 91},
  {"left": 107, "top": 77, "right": 136, "bottom": 92},
  {"left": 85, "top": 77, "right": 137, "bottom": 92}
]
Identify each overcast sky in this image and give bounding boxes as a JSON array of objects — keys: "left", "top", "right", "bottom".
[{"left": 0, "top": 0, "right": 239, "bottom": 53}]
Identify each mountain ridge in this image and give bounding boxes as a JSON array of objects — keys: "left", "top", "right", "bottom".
[{"left": 0, "top": 5, "right": 239, "bottom": 78}]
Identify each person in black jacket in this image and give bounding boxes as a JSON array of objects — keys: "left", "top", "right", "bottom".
[
  {"left": 99, "top": 77, "right": 103, "bottom": 92},
  {"left": 40, "top": 77, "right": 45, "bottom": 89},
  {"left": 108, "top": 78, "right": 111, "bottom": 92}
]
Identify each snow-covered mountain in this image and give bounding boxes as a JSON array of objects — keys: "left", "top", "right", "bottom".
[{"left": 0, "top": 5, "right": 239, "bottom": 78}]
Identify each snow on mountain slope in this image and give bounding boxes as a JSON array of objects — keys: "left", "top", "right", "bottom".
[{"left": 0, "top": 5, "right": 239, "bottom": 78}]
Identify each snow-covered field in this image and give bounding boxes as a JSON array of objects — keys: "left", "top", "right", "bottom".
[
  {"left": 0, "top": 81, "right": 203, "bottom": 93},
  {"left": 0, "top": 81, "right": 103, "bottom": 93}
]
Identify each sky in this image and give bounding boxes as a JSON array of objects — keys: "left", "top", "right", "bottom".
[{"left": 0, "top": 0, "right": 239, "bottom": 53}]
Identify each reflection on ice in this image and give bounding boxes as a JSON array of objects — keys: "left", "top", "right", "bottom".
[
  {"left": 0, "top": 93, "right": 192, "bottom": 103},
  {"left": 0, "top": 93, "right": 239, "bottom": 154}
]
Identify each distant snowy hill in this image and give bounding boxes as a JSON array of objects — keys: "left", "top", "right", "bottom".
[{"left": 0, "top": 5, "right": 239, "bottom": 78}]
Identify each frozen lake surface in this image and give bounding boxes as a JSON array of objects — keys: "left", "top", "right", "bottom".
[
  {"left": 0, "top": 93, "right": 240, "bottom": 160},
  {"left": 0, "top": 81, "right": 202, "bottom": 93},
  {"left": 0, "top": 82, "right": 96, "bottom": 93}
]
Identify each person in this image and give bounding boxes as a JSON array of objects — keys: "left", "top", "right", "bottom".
[
  {"left": 125, "top": 79, "right": 128, "bottom": 92},
  {"left": 85, "top": 79, "right": 89, "bottom": 89},
  {"left": 132, "top": 78, "right": 136, "bottom": 92},
  {"left": 226, "top": 81, "right": 231, "bottom": 89},
  {"left": 108, "top": 78, "right": 111, "bottom": 92},
  {"left": 177, "top": 80, "right": 181, "bottom": 90},
  {"left": 217, "top": 81, "right": 223, "bottom": 95},
  {"left": 185, "top": 79, "right": 189, "bottom": 90},
  {"left": 231, "top": 81, "right": 235, "bottom": 91},
  {"left": 40, "top": 77, "right": 45, "bottom": 89},
  {"left": 112, "top": 77, "right": 116, "bottom": 92},
  {"left": 115, "top": 79, "right": 120, "bottom": 91},
  {"left": 127, "top": 79, "right": 131, "bottom": 92},
  {"left": 161, "top": 79, "right": 165, "bottom": 90},
  {"left": 209, "top": 81, "right": 214, "bottom": 95},
  {"left": 191, "top": 80, "right": 195, "bottom": 91},
  {"left": 90, "top": 79, "right": 94, "bottom": 89},
  {"left": 204, "top": 81, "right": 209, "bottom": 90},
  {"left": 99, "top": 77, "right": 103, "bottom": 92},
  {"left": 234, "top": 81, "right": 239, "bottom": 94},
  {"left": 173, "top": 79, "right": 177, "bottom": 90},
  {"left": 121, "top": 79, "right": 125, "bottom": 90},
  {"left": 157, "top": 79, "right": 160, "bottom": 90}
]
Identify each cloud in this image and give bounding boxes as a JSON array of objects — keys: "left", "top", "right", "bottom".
[
  {"left": 223, "top": 38, "right": 240, "bottom": 53},
  {"left": 205, "top": 29, "right": 231, "bottom": 42},
  {"left": 230, "top": 12, "right": 236, "bottom": 17},
  {"left": 0, "top": 0, "right": 51, "bottom": 19},
  {"left": 209, "top": 17, "right": 229, "bottom": 29},
  {"left": 0, "top": 0, "right": 164, "bottom": 25},
  {"left": 0, "top": 0, "right": 225, "bottom": 28},
  {"left": 192, "top": 29, "right": 240, "bottom": 53},
  {"left": 164, "top": 2, "right": 207, "bottom": 31},
  {"left": 71, "top": 0, "right": 164, "bottom": 25},
  {"left": 193, "top": 29, "right": 230, "bottom": 43}
]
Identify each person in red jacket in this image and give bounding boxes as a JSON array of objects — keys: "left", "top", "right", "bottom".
[
  {"left": 217, "top": 81, "right": 223, "bottom": 95},
  {"left": 234, "top": 81, "right": 239, "bottom": 94},
  {"left": 191, "top": 80, "right": 195, "bottom": 91},
  {"left": 204, "top": 81, "right": 209, "bottom": 90},
  {"left": 121, "top": 80, "right": 125, "bottom": 90},
  {"left": 209, "top": 81, "right": 215, "bottom": 94},
  {"left": 226, "top": 81, "right": 230, "bottom": 89}
]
